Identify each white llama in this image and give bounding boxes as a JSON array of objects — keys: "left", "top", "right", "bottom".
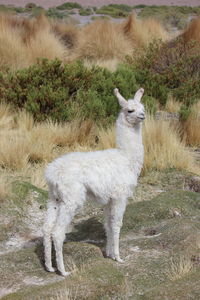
[{"left": 43, "top": 87, "right": 145, "bottom": 276}]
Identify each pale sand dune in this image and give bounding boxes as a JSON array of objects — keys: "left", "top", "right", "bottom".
[{"left": 0, "top": 0, "right": 200, "bottom": 9}]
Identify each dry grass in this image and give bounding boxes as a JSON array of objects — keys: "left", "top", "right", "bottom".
[
  {"left": 166, "top": 256, "right": 194, "bottom": 281},
  {"left": 182, "top": 16, "right": 200, "bottom": 43},
  {"left": 0, "top": 107, "right": 95, "bottom": 172},
  {"left": 0, "top": 102, "right": 14, "bottom": 129},
  {"left": 143, "top": 116, "right": 197, "bottom": 174},
  {"left": 0, "top": 14, "right": 71, "bottom": 69},
  {"left": 0, "top": 172, "right": 12, "bottom": 202},
  {"left": 14, "top": 110, "right": 35, "bottom": 131},
  {"left": 0, "top": 13, "right": 172, "bottom": 70},
  {"left": 98, "top": 126, "right": 116, "bottom": 149},
  {"left": 52, "top": 21, "right": 80, "bottom": 51},
  {"left": 0, "top": 104, "right": 199, "bottom": 198},
  {"left": 76, "top": 20, "right": 133, "bottom": 61},
  {"left": 122, "top": 14, "right": 169, "bottom": 49},
  {"left": 0, "top": 104, "right": 199, "bottom": 173},
  {"left": 165, "top": 94, "right": 181, "bottom": 113},
  {"left": 25, "top": 15, "right": 68, "bottom": 64},
  {"left": 97, "top": 116, "right": 198, "bottom": 175},
  {"left": 0, "top": 131, "right": 30, "bottom": 170},
  {"left": 84, "top": 58, "right": 120, "bottom": 72},
  {"left": 23, "top": 164, "right": 47, "bottom": 189},
  {"left": 49, "top": 289, "right": 75, "bottom": 300},
  {"left": 183, "top": 101, "right": 200, "bottom": 147},
  {"left": 0, "top": 14, "right": 29, "bottom": 70}
]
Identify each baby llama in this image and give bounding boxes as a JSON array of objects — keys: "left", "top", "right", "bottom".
[{"left": 43, "top": 87, "right": 145, "bottom": 276}]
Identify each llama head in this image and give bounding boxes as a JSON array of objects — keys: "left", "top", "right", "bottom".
[{"left": 114, "top": 88, "right": 145, "bottom": 126}]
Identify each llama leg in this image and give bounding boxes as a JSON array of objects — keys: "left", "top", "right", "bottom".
[
  {"left": 52, "top": 185, "right": 86, "bottom": 276},
  {"left": 104, "top": 202, "right": 113, "bottom": 258},
  {"left": 52, "top": 201, "right": 73, "bottom": 276},
  {"left": 43, "top": 199, "right": 58, "bottom": 272},
  {"left": 109, "top": 198, "right": 127, "bottom": 262}
]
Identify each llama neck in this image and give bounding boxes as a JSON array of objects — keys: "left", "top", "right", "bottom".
[{"left": 116, "top": 113, "right": 143, "bottom": 160}]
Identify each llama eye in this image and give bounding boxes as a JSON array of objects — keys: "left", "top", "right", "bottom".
[{"left": 128, "top": 110, "right": 135, "bottom": 113}]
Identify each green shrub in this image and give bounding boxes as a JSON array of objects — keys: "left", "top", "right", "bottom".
[
  {"left": 142, "top": 96, "right": 157, "bottom": 114},
  {"left": 79, "top": 7, "right": 92, "bottom": 16},
  {"left": 25, "top": 2, "right": 37, "bottom": 10},
  {"left": 0, "top": 60, "right": 144, "bottom": 124},
  {"left": 0, "top": 4, "right": 25, "bottom": 13},
  {"left": 56, "top": 2, "right": 82, "bottom": 10},
  {"left": 96, "top": 4, "right": 132, "bottom": 18},
  {"left": 104, "top": 4, "right": 133, "bottom": 12},
  {"left": 179, "top": 105, "right": 191, "bottom": 121},
  {"left": 46, "top": 8, "right": 66, "bottom": 19},
  {"left": 134, "top": 5, "right": 146, "bottom": 9},
  {"left": 132, "top": 39, "right": 200, "bottom": 108}
]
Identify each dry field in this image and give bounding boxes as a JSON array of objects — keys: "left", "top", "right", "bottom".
[
  {"left": 0, "top": 101, "right": 199, "bottom": 201},
  {"left": 0, "top": 5, "right": 199, "bottom": 211}
]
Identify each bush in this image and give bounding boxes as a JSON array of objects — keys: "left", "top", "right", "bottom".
[
  {"left": 25, "top": 3, "right": 37, "bottom": 9},
  {"left": 96, "top": 4, "right": 132, "bottom": 18},
  {"left": 56, "top": 2, "right": 82, "bottom": 10},
  {"left": 133, "top": 38, "right": 200, "bottom": 108},
  {"left": 46, "top": 8, "right": 66, "bottom": 19},
  {"left": 0, "top": 59, "right": 144, "bottom": 124},
  {"left": 79, "top": 7, "right": 93, "bottom": 16}
]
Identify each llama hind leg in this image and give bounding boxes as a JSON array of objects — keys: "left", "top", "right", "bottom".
[
  {"left": 52, "top": 201, "right": 73, "bottom": 276},
  {"left": 43, "top": 199, "right": 58, "bottom": 272}
]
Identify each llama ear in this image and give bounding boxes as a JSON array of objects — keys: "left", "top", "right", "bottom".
[
  {"left": 134, "top": 88, "right": 144, "bottom": 102},
  {"left": 114, "top": 88, "right": 127, "bottom": 108}
]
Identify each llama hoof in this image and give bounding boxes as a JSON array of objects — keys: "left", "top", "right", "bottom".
[
  {"left": 60, "top": 271, "right": 71, "bottom": 277},
  {"left": 115, "top": 257, "right": 124, "bottom": 263},
  {"left": 46, "top": 266, "right": 56, "bottom": 273},
  {"left": 107, "top": 254, "right": 124, "bottom": 263},
  {"left": 114, "top": 88, "right": 119, "bottom": 95}
]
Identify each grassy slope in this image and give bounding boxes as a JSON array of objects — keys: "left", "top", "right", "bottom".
[{"left": 0, "top": 170, "right": 200, "bottom": 299}]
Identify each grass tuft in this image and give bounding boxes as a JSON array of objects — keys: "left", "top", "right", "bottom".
[
  {"left": 143, "top": 116, "right": 197, "bottom": 174},
  {"left": 76, "top": 20, "right": 133, "bottom": 60},
  {"left": 166, "top": 256, "right": 194, "bottom": 281},
  {"left": 183, "top": 100, "right": 200, "bottom": 147}
]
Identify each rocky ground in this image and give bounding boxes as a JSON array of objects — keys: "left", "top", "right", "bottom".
[{"left": 0, "top": 169, "right": 200, "bottom": 299}]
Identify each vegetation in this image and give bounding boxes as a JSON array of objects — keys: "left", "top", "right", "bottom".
[
  {"left": 1, "top": 184, "right": 200, "bottom": 299},
  {"left": 138, "top": 6, "right": 200, "bottom": 29},
  {"left": 131, "top": 38, "right": 200, "bottom": 108},
  {"left": 0, "top": 59, "right": 158, "bottom": 123},
  {"left": 96, "top": 4, "right": 133, "bottom": 18},
  {"left": 0, "top": 6, "right": 199, "bottom": 300},
  {"left": 56, "top": 2, "right": 82, "bottom": 10},
  {"left": 0, "top": 101, "right": 198, "bottom": 177},
  {"left": 79, "top": 7, "right": 93, "bottom": 16}
]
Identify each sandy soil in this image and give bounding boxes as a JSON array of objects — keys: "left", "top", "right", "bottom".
[{"left": 0, "top": 0, "right": 200, "bottom": 9}]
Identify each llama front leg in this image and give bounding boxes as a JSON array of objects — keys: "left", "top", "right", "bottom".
[
  {"left": 109, "top": 198, "right": 127, "bottom": 262},
  {"left": 43, "top": 200, "right": 58, "bottom": 273},
  {"left": 104, "top": 202, "right": 113, "bottom": 258}
]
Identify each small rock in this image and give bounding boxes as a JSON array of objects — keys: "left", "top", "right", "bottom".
[
  {"left": 170, "top": 208, "right": 182, "bottom": 218},
  {"left": 155, "top": 111, "right": 179, "bottom": 121},
  {"left": 184, "top": 176, "right": 200, "bottom": 193},
  {"left": 130, "top": 246, "right": 140, "bottom": 252},
  {"left": 144, "top": 228, "right": 157, "bottom": 236}
]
